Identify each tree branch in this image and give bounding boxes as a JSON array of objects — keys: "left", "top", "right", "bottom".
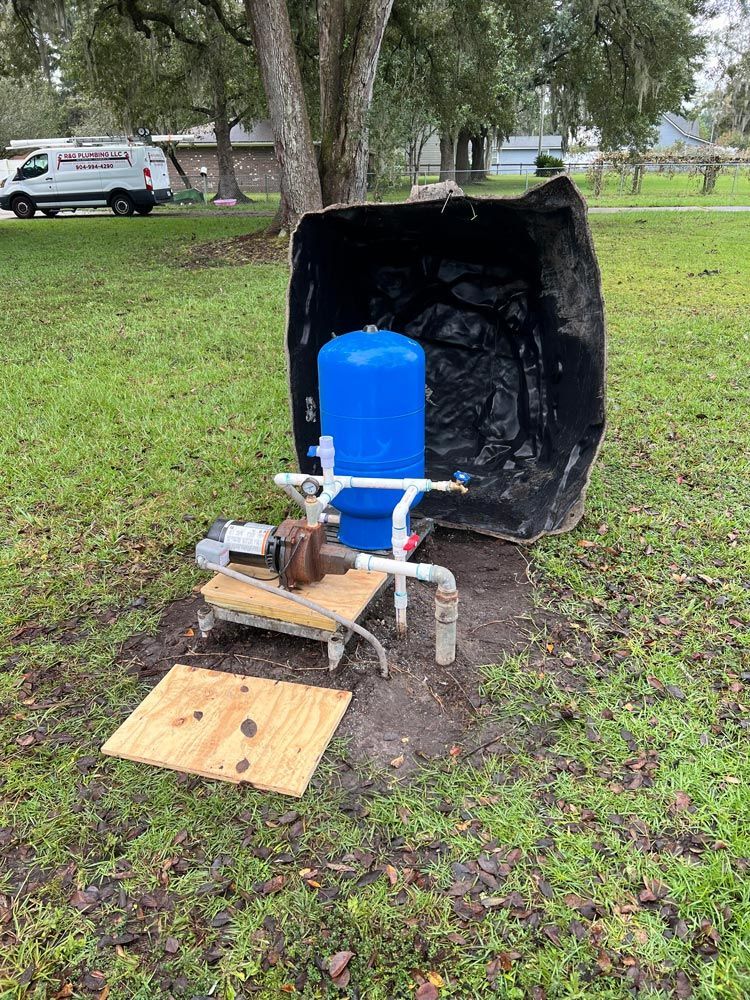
[{"left": 119, "top": 0, "right": 203, "bottom": 46}]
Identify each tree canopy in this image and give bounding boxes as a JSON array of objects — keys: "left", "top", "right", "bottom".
[{"left": 0, "top": 0, "right": 706, "bottom": 220}]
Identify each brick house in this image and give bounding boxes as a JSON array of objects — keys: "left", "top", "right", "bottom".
[{"left": 169, "top": 120, "right": 280, "bottom": 193}]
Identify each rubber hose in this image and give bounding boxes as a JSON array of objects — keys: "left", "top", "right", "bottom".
[{"left": 203, "top": 561, "right": 389, "bottom": 677}]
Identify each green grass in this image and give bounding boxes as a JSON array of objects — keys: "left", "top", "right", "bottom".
[
  {"left": 166, "top": 168, "right": 750, "bottom": 215},
  {"left": 373, "top": 170, "right": 750, "bottom": 207},
  {"left": 0, "top": 211, "right": 748, "bottom": 999}
]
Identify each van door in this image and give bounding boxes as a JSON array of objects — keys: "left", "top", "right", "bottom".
[
  {"left": 17, "top": 153, "right": 56, "bottom": 205},
  {"left": 54, "top": 150, "right": 108, "bottom": 206}
]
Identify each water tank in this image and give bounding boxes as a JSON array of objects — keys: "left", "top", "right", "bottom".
[{"left": 318, "top": 327, "right": 425, "bottom": 551}]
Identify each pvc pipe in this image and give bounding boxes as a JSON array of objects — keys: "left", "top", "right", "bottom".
[
  {"left": 274, "top": 472, "right": 466, "bottom": 494},
  {"left": 318, "top": 435, "right": 335, "bottom": 487},
  {"left": 391, "top": 486, "right": 419, "bottom": 637},
  {"left": 202, "top": 561, "right": 389, "bottom": 678},
  {"left": 282, "top": 484, "right": 306, "bottom": 510},
  {"left": 354, "top": 554, "right": 455, "bottom": 590},
  {"left": 353, "top": 553, "right": 458, "bottom": 664},
  {"left": 282, "top": 484, "right": 340, "bottom": 526},
  {"left": 306, "top": 478, "right": 345, "bottom": 526}
]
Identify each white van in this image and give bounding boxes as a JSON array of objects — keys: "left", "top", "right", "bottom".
[{"left": 0, "top": 143, "right": 173, "bottom": 218}]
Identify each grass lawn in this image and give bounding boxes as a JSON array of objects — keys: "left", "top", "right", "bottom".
[
  {"left": 373, "top": 171, "right": 750, "bottom": 207},
  {"left": 1, "top": 209, "right": 749, "bottom": 999},
  {"left": 166, "top": 168, "right": 750, "bottom": 215}
]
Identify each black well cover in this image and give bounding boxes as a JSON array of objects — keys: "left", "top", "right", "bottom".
[{"left": 286, "top": 176, "right": 606, "bottom": 542}]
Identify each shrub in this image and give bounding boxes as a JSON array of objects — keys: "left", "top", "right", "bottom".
[{"left": 535, "top": 153, "right": 565, "bottom": 176}]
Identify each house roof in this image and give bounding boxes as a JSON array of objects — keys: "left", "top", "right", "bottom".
[
  {"left": 184, "top": 120, "right": 275, "bottom": 146},
  {"left": 660, "top": 113, "right": 710, "bottom": 145}
]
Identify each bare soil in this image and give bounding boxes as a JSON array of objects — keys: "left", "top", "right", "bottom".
[
  {"left": 118, "top": 529, "right": 540, "bottom": 770},
  {"left": 183, "top": 230, "right": 288, "bottom": 268}
]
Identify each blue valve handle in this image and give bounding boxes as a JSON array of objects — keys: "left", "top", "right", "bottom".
[
  {"left": 307, "top": 445, "right": 319, "bottom": 458},
  {"left": 453, "top": 470, "right": 472, "bottom": 485}
]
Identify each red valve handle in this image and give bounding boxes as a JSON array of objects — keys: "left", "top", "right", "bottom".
[{"left": 403, "top": 532, "right": 420, "bottom": 552}]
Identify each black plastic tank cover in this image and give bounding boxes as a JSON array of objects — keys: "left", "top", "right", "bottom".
[{"left": 285, "top": 176, "right": 606, "bottom": 543}]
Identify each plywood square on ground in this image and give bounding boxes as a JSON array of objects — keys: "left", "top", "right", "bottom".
[
  {"left": 200, "top": 562, "right": 388, "bottom": 632},
  {"left": 101, "top": 664, "right": 351, "bottom": 796}
]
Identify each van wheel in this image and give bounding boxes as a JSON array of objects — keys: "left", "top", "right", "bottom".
[
  {"left": 41, "top": 209, "right": 60, "bottom": 218},
  {"left": 110, "top": 192, "right": 135, "bottom": 217},
  {"left": 135, "top": 205, "right": 154, "bottom": 215},
  {"left": 11, "top": 195, "right": 36, "bottom": 219}
]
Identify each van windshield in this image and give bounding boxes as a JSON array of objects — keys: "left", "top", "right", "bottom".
[{"left": 20, "top": 153, "right": 49, "bottom": 179}]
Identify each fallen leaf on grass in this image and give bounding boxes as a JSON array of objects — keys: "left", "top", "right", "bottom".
[
  {"left": 486, "top": 951, "right": 521, "bottom": 980},
  {"left": 426, "top": 972, "right": 444, "bottom": 987},
  {"left": 261, "top": 875, "right": 286, "bottom": 895},
  {"left": 638, "top": 878, "right": 669, "bottom": 903},
  {"left": 328, "top": 950, "right": 354, "bottom": 980},
  {"left": 82, "top": 970, "right": 106, "bottom": 991},
  {"left": 416, "top": 984, "right": 439, "bottom": 1000},
  {"left": 390, "top": 754, "right": 405, "bottom": 768},
  {"left": 670, "top": 790, "right": 692, "bottom": 813},
  {"left": 331, "top": 968, "right": 350, "bottom": 989},
  {"left": 70, "top": 889, "right": 99, "bottom": 912},
  {"left": 675, "top": 970, "right": 693, "bottom": 998},
  {"left": 564, "top": 893, "right": 599, "bottom": 920}
]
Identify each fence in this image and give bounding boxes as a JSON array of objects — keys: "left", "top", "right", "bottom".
[
  {"left": 174, "top": 172, "right": 280, "bottom": 201},
  {"left": 400, "top": 161, "right": 750, "bottom": 202},
  {"left": 171, "top": 160, "right": 750, "bottom": 206}
]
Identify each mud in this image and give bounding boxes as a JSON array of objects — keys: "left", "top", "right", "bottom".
[{"left": 118, "top": 529, "right": 541, "bottom": 770}]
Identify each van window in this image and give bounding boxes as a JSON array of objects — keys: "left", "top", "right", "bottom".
[{"left": 21, "top": 154, "right": 49, "bottom": 179}]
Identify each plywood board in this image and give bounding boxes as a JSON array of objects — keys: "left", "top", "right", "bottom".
[
  {"left": 200, "top": 562, "right": 388, "bottom": 632},
  {"left": 101, "top": 664, "right": 351, "bottom": 797}
]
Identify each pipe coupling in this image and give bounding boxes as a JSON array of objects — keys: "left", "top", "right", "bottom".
[{"left": 435, "top": 587, "right": 458, "bottom": 621}]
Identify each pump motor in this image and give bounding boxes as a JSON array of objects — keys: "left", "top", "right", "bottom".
[{"left": 205, "top": 517, "right": 355, "bottom": 589}]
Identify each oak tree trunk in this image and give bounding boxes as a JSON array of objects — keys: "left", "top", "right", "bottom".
[
  {"left": 244, "top": 0, "right": 322, "bottom": 229},
  {"left": 212, "top": 70, "right": 249, "bottom": 202},
  {"left": 470, "top": 133, "right": 486, "bottom": 180},
  {"left": 214, "top": 117, "right": 247, "bottom": 201},
  {"left": 439, "top": 133, "right": 455, "bottom": 181},
  {"left": 455, "top": 129, "right": 471, "bottom": 185},
  {"left": 318, "top": 0, "right": 395, "bottom": 205}
]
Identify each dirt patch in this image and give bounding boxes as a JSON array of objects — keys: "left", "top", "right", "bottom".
[
  {"left": 183, "top": 229, "right": 289, "bottom": 268},
  {"left": 118, "top": 529, "right": 542, "bottom": 770}
]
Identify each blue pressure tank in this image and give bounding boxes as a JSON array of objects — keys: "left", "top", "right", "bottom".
[{"left": 318, "top": 328, "right": 425, "bottom": 551}]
